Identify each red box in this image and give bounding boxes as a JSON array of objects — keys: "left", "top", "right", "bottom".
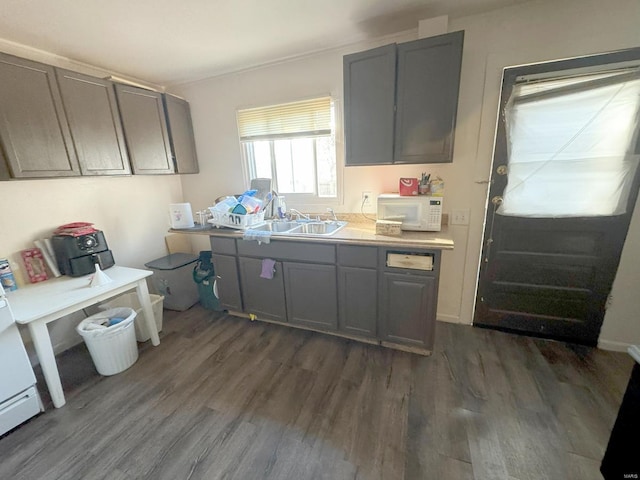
[{"left": 399, "top": 178, "right": 419, "bottom": 196}]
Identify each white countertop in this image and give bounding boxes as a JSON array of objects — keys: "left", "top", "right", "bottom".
[{"left": 172, "top": 221, "right": 454, "bottom": 250}]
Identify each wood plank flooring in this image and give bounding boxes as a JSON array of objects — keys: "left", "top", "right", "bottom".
[{"left": 0, "top": 305, "right": 634, "bottom": 479}]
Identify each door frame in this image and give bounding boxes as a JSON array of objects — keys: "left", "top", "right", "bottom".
[{"left": 474, "top": 46, "right": 640, "bottom": 344}]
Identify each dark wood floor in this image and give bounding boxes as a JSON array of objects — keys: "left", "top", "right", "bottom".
[{"left": 0, "top": 305, "right": 634, "bottom": 480}]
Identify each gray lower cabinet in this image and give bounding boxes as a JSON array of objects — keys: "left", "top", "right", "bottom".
[
  {"left": 338, "top": 266, "right": 377, "bottom": 337},
  {"left": 210, "top": 237, "right": 440, "bottom": 353},
  {"left": 163, "top": 94, "right": 199, "bottom": 174},
  {"left": 115, "top": 84, "right": 174, "bottom": 174},
  {"left": 283, "top": 262, "right": 338, "bottom": 331},
  {"left": 211, "top": 254, "right": 242, "bottom": 311},
  {"left": 0, "top": 53, "right": 80, "bottom": 178},
  {"left": 380, "top": 272, "right": 437, "bottom": 349},
  {"left": 56, "top": 69, "right": 131, "bottom": 176},
  {"left": 238, "top": 257, "right": 286, "bottom": 322}
]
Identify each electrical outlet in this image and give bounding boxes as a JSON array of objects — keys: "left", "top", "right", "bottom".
[
  {"left": 362, "top": 191, "right": 372, "bottom": 205},
  {"left": 451, "top": 209, "right": 470, "bottom": 225}
]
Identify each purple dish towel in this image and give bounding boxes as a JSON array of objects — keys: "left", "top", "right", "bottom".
[{"left": 260, "top": 258, "right": 276, "bottom": 279}]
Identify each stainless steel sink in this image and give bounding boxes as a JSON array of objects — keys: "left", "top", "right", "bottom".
[
  {"left": 250, "top": 221, "right": 300, "bottom": 233},
  {"left": 289, "top": 222, "right": 344, "bottom": 235},
  {"left": 249, "top": 220, "right": 347, "bottom": 237}
]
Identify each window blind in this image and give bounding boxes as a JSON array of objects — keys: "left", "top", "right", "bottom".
[{"left": 237, "top": 97, "right": 332, "bottom": 141}]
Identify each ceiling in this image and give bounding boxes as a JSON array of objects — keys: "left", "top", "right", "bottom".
[{"left": 0, "top": 0, "right": 531, "bottom": 87}]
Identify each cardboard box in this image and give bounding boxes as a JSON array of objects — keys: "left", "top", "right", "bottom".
[{"left": 376, "top": 219, "right": 403, "bottom": 236}]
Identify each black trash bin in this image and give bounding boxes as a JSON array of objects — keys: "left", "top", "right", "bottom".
[{"left": 144, "top": 253, "right": 199, "bottom": 311}]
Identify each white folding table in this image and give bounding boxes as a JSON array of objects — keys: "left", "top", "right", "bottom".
[{"left": 6, "top": 266, "right": 160, "bottom": 408}]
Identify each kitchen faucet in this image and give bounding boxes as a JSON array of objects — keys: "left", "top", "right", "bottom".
[
  {"left": 288, "top": 208, "right": 310, "bottom": 221},
  {"left": 327, "top": 208, "right": 338, "bottom": 222}
]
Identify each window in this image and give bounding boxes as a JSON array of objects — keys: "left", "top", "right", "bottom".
[
  {"left": 498, "top": 69, "right": 640, "bottom": 217},
  {"left": 237, "top": 97, "right": 338, "bottom": 203}
]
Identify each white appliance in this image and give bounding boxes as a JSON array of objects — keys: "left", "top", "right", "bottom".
[
  {"left": 0, "top": 284, "right": 41, "bottom": 436},
  {"left": 169, "top": 203, "right": 195, "bottom": 229},
  {"left": 377, "top": 194, "right": 443, "bottom": 232}
]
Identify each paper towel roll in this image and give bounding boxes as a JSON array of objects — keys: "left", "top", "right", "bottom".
[{"left": 169, "top": 203, "right": 195, "bottom": 229}]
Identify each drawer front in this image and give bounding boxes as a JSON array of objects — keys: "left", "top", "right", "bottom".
[
  {"left": 0, "top": 386, "right": 41, "bottom": 436},
  {"left": 210, "top": 236, "right": 237, "bottom": 255},
  {"left": 337, "top": 245, "right": 378, "bottom": 268},
  {"left": 237, "top": 240, "right": 335, "bottom": 263}
]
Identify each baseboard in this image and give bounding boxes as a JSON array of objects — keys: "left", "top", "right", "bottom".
[
  {"left": 598, "top": 338, "right": 634, "bottom": 352},
  {"left": 437, "top": 313, "right": 466, "bottom": 324}
]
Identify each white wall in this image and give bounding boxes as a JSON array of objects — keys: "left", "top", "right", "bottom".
[
  {"left": 0, "top": 43, "right": 184, "bottom": 356},
  {"left": 170, "top": 0, "right": 640, "bottom": 348}
]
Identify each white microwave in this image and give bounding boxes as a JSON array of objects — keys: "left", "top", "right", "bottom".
[{"left": 377, "top": 194, "right": 443, "bottom": 232}]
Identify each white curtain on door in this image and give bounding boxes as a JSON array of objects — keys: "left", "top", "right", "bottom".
[{"left": 498, "top": 71, "right": 640, "bottom": 217}]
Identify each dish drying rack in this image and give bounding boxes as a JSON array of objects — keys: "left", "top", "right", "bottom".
[{"left": 207, "top": 210, "right": 266, "bottom": 230}]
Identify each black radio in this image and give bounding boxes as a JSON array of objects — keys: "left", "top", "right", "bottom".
[{"left": 51, "top": 231, "right": 115, "bottom": 277}]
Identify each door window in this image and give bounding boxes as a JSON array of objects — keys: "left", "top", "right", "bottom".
[{"left": 498, "top": 71, "right": 640, "bottom": 217}]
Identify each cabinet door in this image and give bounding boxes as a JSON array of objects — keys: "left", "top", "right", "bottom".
[
  {"left": 238, "top": 257, "right": 286, "bottom": 322},
  {"left": 380, "top": 272, "right": 437, "bottom": 349},
  {"left": 394, "top": 31, "right": 464, "bottom": 164},
  {"left": 211, "top": 253, "right": 242, "bottom": 311},
  {"left": 115, "top": 84, "right": 174, "bottom": 174},
  {"left": 0, "top": 53, "right": 80, "bottom": 178},
  {"left": 343, "top": 44, "right": 396, "bottom": 166},
  {"left": 338, "top": 266, "right": 377, "bottom": 337},
  {"left": 164, "top": 94, "right": 199, "bottom": 174},
  {"left": 284, "top": 262, "right": 338, "bottom": 331},
  {"left": 56, "top": 69, "right": 131, "bottom": 176}
]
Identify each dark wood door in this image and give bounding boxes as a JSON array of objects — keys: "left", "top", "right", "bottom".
[
  {"left": 56, "top": 69, "right": 131, "bottom": 176},
  {"left": 343, "top": 44, "right": 396, "bottom": 166},
  {"left": 0, "top": 53, "right": 80, "bottom": 178},
  {"left": 115, "top": 84, "right": 174, "bottom": 174},
  {"left": 163, "top": 94, "right": 199, "bottom": 174},
  {"left": 393, "top": 31, "right": 464, "bottom": 164},
  {"left": 475, "top": 50, "right": 640, "bottom": 345}
]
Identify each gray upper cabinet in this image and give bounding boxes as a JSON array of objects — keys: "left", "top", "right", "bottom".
[
  {"left": 343, "top": 44, "right": 396, "bottom": 166},
  {"left": 0, "top": 53, "right": 81, "bottom": 178},
  {"left": 56, "top": 69, "right": 131, "bottom": 176},
  {"left": 163, "top": 94, "right": 199, "bottom": 174},
  {"left": 343, "top": 31, "right": 464, "bottom": 166},
  {"left": 115, "top": 84, "right": 174, "bottom": 174},
  {"left": 394, "top": 32, "right": 464, "bottom": 164}
]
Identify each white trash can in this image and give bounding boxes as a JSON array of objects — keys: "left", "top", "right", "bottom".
[
  {"left": 100, "top": 293, "right": 164, "bottom": 342},
  {"left": 76, "top": 307, "right": 139, "bottom": 376}
]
